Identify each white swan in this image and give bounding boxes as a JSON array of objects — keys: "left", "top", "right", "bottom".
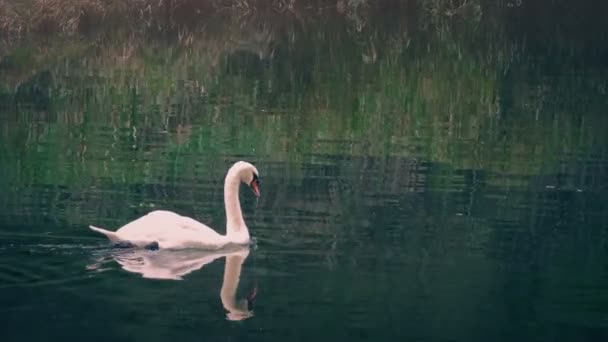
[{"left": 89, "top": 161, "right": 261, "bottom": 250}]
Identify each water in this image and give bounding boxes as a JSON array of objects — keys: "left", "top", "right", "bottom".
[{"left": 1, "top": 1, "right": 608, "bottom": 341}]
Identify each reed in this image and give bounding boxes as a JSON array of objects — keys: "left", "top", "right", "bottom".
[{"left": 0, "top": 0, "right": 486, "bottom": 38}]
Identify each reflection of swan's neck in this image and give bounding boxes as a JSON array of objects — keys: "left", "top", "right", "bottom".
[
  {"left": 220, "top": 254, "right": 247, "bottom": 315},
  {"left": 224, "top": 173, "right": 246, "bottom": 237}
]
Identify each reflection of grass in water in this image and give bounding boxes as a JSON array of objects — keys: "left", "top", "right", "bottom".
[{"left": 1, "top": 1, "right": 606, "bottom": 195}]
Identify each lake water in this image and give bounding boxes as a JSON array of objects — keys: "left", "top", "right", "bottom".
[{"left": 1, "top": 1, "right": 608, "bottom": 341}]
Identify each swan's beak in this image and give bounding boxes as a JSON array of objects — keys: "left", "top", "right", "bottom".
[{"left": 250, "top": 179, "right": 260, "bottom": 197}]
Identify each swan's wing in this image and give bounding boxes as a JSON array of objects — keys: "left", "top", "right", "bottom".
[
  {"left": 173, "top": 215, "right": 218, "bottom": 233},
  {"left": 116, "top": 210, "right": 219, "bottom": 236},
  {"left": 114, "top": 210, "right": 228, "bottom": 249}
]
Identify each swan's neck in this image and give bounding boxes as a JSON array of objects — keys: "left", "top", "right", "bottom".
[{"left": 224, "top": 175, "right": 248, "bottom": 239}]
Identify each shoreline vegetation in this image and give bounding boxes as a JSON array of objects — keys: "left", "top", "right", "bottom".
[
  {"left": 1, "top": 0, "right": 496, "bottom": 103},
  {"left": 0, "top": 0, "right": 480, "bottom": 39}
]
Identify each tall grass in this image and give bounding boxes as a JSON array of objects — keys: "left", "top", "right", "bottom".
[{"left": 0, "top": 0, "right": 489, "bottom": 38}]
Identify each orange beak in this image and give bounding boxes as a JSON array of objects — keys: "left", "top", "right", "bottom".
[{"left": 250, "top": 179, "right": 260, "bottom": 197}]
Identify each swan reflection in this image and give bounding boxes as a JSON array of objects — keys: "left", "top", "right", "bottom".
[{"left": 89, "top": 246, "right": 256, "bottom": 320}]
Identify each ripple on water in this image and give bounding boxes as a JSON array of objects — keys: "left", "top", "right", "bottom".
[{"left": 0, "top": 236, "right": 111, "bottom": 289}]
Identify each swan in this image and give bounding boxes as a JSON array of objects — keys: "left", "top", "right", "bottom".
[
  {"left": 89, "top": 161, "right": 260, "bottom": 250},
  {"left": 87, "top": 246, "right": 257, "bottom": 320}
]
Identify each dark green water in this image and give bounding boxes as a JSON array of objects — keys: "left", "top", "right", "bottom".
[{"left": 1, "top": 1, "right": 608, "bottom": 341}]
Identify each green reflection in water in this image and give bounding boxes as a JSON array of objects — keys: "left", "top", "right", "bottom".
[{"left": 1, "top": 2, "right": 608, "bottom": 341}]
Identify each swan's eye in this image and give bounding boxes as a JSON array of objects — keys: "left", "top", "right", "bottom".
[{"left": 251, "top": 173, "right": 259, "bottom": 185}]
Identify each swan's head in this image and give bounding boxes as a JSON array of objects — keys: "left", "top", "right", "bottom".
[
  {"left": 230, "top": 161, "right": 261, "bottom": 197},
  {"left": 226, "top": 286, "right": 257, "bottom": 321}
]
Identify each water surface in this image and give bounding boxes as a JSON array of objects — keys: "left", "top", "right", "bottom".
[{"left": 1, "top": 1, "right": 608, "bottom": 341}]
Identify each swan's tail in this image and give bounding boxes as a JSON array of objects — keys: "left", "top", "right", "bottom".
[{"left": 89, "top": 225, "right": 120, "bottom": 243}]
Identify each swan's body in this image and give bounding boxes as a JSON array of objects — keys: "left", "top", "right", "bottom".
[
  {"left": 89, "top": 161, "right": 260, "bottom": 250},
  {"left": 91, "top": 210, "right": 244, "bottom": 249}
]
